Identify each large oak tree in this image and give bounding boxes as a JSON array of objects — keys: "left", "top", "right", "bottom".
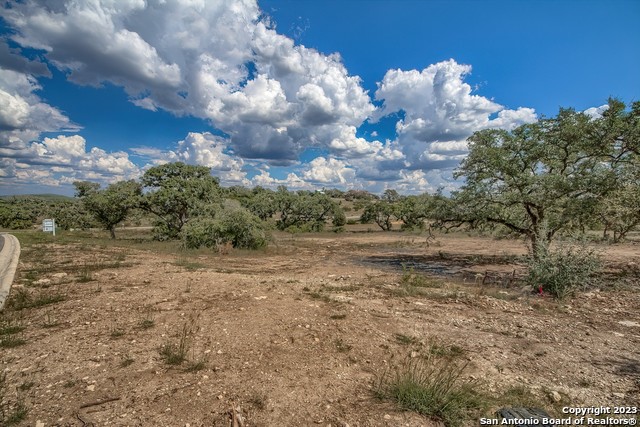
[{"left": 448, "top": 99, "right": 638, "bottom": 255}]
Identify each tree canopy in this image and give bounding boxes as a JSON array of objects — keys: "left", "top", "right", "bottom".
[
  {"left": 74, "top": 180, "right": 142, "bottom": 239},
  {"left": 140, "top": 162, "right": 221, "bottom": 240},
  {"left": 442, "top": 98, "right": 639, "bottom": 253}
]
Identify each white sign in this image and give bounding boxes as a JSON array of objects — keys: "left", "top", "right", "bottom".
[{"left": 43, "top": 219, "right": 56, "bottom": 236}]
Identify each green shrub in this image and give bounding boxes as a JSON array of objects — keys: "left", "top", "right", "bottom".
[
  {"left": 332, "top": 209, "right": 346, "bottom": 227},
  {"left": 526, "top": 239, "right": 601, "bottom": 299},
  {"left": 181, "top": 206, "right": 269, "bottom": 250},
  {"left": 376, "top": 356, "right": 487, "bottom": 427}
]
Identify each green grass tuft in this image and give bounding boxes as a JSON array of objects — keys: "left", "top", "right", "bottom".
[
  {"left": 394, "top": 333, "right": 419, "bottom": 346},
  {"left": 375, "top": 356, "right": 487, "bottom": 427},
  {"left": 0, "top": 335, "right": 26, "bottom": 348}
]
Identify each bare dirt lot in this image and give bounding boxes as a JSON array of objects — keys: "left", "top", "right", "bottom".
[{"left": 1, "top": 230, "right": 639, "bottom": 426}]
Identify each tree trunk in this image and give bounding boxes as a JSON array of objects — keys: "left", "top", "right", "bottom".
[
  {"left": 109, "top": 227, "right": 116, "bottom": 239},
  {"left": 530, "top": 235, "right": 539, "bottom": 259}
]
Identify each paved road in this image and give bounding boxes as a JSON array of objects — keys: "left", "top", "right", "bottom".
[{"left": 0, "top": 233, "right": 20, "bottom": 311}]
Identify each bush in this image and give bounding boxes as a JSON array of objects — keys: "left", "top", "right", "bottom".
[
  {"left": 181, "top": 206, "right": 269, "bottom": 250},
  {"left": 526, "top": 239, "right": 601, "bottom": 299},
  {"left": 332, "top": 209, "right": 346, "bottom": 227},
  {"left": 375, "top": 356, "right": 487, "bottom": 427}
]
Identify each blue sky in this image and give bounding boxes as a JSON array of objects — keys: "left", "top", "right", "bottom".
[{"left": 0, "top": 0, "right": 638, "bottom": 195}]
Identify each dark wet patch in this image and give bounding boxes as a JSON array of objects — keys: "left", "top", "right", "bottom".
[
  {"left": 358, "top": 253, "right": 526, "bottom": 286},
  {"left": 359, "top": 254, "right": 465, "bottom": 276}
]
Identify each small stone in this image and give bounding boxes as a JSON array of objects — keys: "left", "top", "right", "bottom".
[
  {"left": 618, "top": 320, "right": 640, "bottom": 328},
  {"left": 36, "top": 421, "right": 45, "bottom": 427},
  {"left": 86, "top": 384, "right": 95, "bottom": 392},
  {"left": 549, "top": 391, "right": 561, "bottom": 402},
  {"left": 383, "top": 414, "right": 391, "bottom": 420},
  {"left": 612, "top": 392, "right": 626, "bottom": 399}
]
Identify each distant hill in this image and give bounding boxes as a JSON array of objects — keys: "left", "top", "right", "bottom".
[{"left": 0, "top": 194, "right": 75, "bottom": 202}]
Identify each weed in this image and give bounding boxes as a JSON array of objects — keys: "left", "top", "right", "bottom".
[
  {"left": 9, "top": 289, "right": 65, "bottom": 310},
  {"left": 577, "top": 378, "right": 592, "bottom": 388},
  {"left": 8, "top": 288, "right": 30, "bottom": 310},
  {"left": 248, "top": 393, "right": 268, "bottom": 410},
  {"left": 185, "top": 358, "right": 207, "bottom": 372},
  {"left": 110, "top": 327, "right": 125, "bottom": 338},
  {"left": 425, "top": 339, "right": 465, "bottom": 359},
  {"left": 0, "top": 319, "right": 24, "bottom": 336},
  {"left": 335, "top": 338, "right": 352, "bottom": 353},
  {"left": 0, "top": 372, "right": 29, "bottom": 426},
  {"left": 4, "top": 401, "right": 28, "bottom": 426},
  {"left": 160, "top": 342, "right": 187, "bottom": 365},
  {"left": 393, "top": 265, "right": 445, "bottom": 297},
  {"left": 329, "top": 313, "right": 347, "bottom": 320},
  {"left": 77, "top": 263, "right": 94, "bottom": 283},
  {"left": 159, "top": 319, "right": 198, "bottom": 366},
  {"left": 17, "top": 382, "right": 34, "bottom": 392},
  {"left": 120, "top": 356, "right": 135, "bottom": 368},
  {"left": 173, "top": 258, "right": 206, "bottom": 271},
  {"left": 21, "top": 269, "right": 39, "bottom": 285},
  {"left": 394, "top": 333, "right": 419, "bottom": 346},
  {"left": 63, "top": 380, "right": 76, "bottom": 388},
  {"left": 0, "top": 335, "right": 26, "bottom": 348},
  {"left": 375, "top": 356, "right": 487, "bottom": 427},
  {"left": 305, "top": 290, "right": 332, "bottom": 303},
  {"left": 32, "top": 293, "right": 65, "bottom": 308},
  {"left": 139, "top": 318, "right": 155, "bottom": 329}
]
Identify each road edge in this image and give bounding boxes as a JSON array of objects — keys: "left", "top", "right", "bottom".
[{"left": 0, "top": 233, "right": 21, "bottom": 311}]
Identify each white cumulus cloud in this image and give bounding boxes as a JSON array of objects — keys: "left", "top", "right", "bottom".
[
  {"left": 0, "top": 134, "right": 140, "bottom": 192},
  {"left": 301, "top": 156, "right": 356, "bottom": 185},
  {"left": 2, "top": 0, "right": 375, "bottom": 164},
  {"left": 0, "top": 69, "right": 79, "bottom": 145},
  {"left": 374, "top": 59, "right": 537, "bottom": 172}
]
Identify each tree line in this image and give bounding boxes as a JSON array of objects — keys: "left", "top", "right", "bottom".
[{"left": 1, "top": 99, "right": 638, "bottom": 254}]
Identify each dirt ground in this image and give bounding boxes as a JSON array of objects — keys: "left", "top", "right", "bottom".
[{"left": 1, "top": 230, "right": 639, "bottom": 426}]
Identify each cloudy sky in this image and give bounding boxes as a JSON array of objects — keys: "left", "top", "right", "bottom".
[{"left": 0, "top": 0, "right": 638, "bottom": 196}]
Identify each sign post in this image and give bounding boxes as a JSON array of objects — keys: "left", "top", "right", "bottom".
[{"left": 42, "top": 219, "right": 56, "bottom": 236}]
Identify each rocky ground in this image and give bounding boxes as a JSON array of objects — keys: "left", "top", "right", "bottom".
[{"left": 1, "top": 231, "right": 639, "bottom": 426}]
